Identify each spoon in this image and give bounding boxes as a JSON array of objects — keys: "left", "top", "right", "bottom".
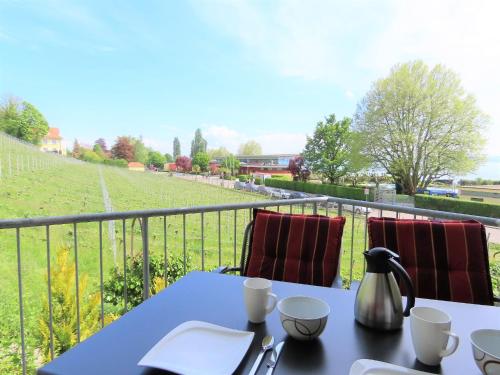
[{"left": 248, "top": 335, "right": 274, "bottom": 375}]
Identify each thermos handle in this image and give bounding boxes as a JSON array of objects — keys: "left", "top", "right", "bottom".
[{"left": 388, "top": 258, "right": 415, "bottom": 317}]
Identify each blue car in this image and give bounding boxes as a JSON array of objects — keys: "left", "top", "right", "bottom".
[{"left": 417, "top": 187, "right": 458, "bottom": 198}]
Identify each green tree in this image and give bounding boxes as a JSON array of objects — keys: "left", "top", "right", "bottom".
[
  {"left": 38, "top": 245, "right": 101, "bottom": 363},
  {"left": 93, "top": 143, "right": 106, "bottom": 159},
  {"left": 207, "top": 147, "right": 230, "bottom": 160},
  {"left": 192, "top": 151, "right": 210, "bottom": 172},
  {"left": 173, "top": 137, "right": 181, "bottom": 159},
  {"left": 222, "top": 154, "right": 240, "bottom": 176},
  {"left": 190, "top": 128, "right": 207, "bottom": 158},
  {"left": 81, "top": 149, "right": 103, "bottom": 163},
  {"left": 0, "top": 96, "right": 21, "bottom": 134},
  {"left": 164, "top": 153, "right": 173, "bottom": 163},
  {"left": 302, "top": 114, "right": 354, "bottom": 184},
  {"left": 132, "top": 137, "right": 148, "bottom": 163},
  {"left": 354, "top": 60, "right": 486, "bottom": 195},
  {"left": 238, "top": 140, "right": 262, "bottom": 155},
  {"left": 147, "top": 151, "right": 166, "bottom": 168},
  {"left": 2, "top": 100, "right": 49, "bottom": 144}
]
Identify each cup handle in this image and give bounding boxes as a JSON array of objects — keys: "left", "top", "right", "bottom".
[
  {"left": 266, "top": 293, "right": 277, "bottom": 314},
  {"left": 440, "top": 331, "right": 459, "bottom": 358}
]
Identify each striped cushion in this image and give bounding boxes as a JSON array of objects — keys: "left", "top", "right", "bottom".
[
  {"left": 244, "top": 209, "right": 346, "bottom": 287},
  {"left": 368, "top": 217, "right": 493, "bottom": 305}
]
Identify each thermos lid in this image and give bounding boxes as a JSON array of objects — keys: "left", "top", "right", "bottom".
[{"left": 364, "top": 247, "right": 400, "bottom": 273}]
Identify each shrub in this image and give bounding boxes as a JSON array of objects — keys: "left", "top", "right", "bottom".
[
  {"left": 264, "top": 178, "right": 373, "bottom": 201},
  {"left": 104, "top": 253, "right": 190, "bottom": 312},
  {"left": 38, "top": 245, "right": 101, "bottom": 364},
  {"left": 271, "top": 174, "right": 292, "bottom": 181},
  {"left": 415, "top": 195, "right": 500, "bottom": 218},
  {"left": 238, "top": 174, "right": 249, "bottom": 183},
  {"left": 254, "top": 177, "right": 262, "bottom": 185},
  {"left": 103, "top": 158, "right": 128, "bottom": 168}
]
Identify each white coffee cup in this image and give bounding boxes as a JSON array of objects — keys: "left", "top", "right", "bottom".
[
  {"left": 243, "top": 278, "right": 277, "bottom": 323},
  {"left": 410, "top": 306, "right": 460, "bottom": 366}
]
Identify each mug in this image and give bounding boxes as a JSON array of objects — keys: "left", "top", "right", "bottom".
[
  {"left": 410, "top": 306, "right": 459, "bottom": 366},
  {"left": 243, "top": 278, "right": 277, "bottom": 323}
]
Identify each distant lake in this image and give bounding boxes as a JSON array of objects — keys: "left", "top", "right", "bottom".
[{"left": 461, "top": 156, "right": 500, "bottom": 180}]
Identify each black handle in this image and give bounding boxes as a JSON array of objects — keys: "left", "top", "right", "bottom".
[{"left": 388, "top": 258, "right": 415, "bottom": 317}]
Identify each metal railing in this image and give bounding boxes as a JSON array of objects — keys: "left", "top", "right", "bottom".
[{"left": 0, "top": 196, "right": 498, "bottom": 374}]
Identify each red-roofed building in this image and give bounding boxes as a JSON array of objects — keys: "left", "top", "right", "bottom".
[
  {"left": 41, "top": 127, "right": 66, "bottom": 155},
  {"left": 128, "top": 162, "right": 145, "bottom": 172}
]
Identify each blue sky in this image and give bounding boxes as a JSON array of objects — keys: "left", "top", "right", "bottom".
[{"left": 0, "top": 0, "right": 499, "bottom": 178}]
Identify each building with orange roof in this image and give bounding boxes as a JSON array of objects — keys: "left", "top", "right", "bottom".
[
  {"left": 41, "top": 127, "right": 67, "bottom": 155},
  {"left": 128, "top": 162, "right": 145, "bottom": 172}
]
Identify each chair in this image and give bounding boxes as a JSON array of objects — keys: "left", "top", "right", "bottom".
[
  {"left": 215, "top": 208, "right": 346, "bottom": 288},
  {"left": 368, "top": 217, "right": 494, "bottom": 306}
]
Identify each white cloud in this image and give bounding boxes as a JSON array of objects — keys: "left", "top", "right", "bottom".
[
  {"left": 193, "top": 0, "right": 500, "bottom": 156},
  {"left": 202, "top": 124, "right": 305, "bottom": 154}
]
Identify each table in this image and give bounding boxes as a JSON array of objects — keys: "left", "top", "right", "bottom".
[{"left": 38, "top": 271, "right": 499, "bottom": 374}]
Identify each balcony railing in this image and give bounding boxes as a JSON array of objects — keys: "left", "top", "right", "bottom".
[{"left": 0, "top": 197, "right": 498, "bottom": 374}]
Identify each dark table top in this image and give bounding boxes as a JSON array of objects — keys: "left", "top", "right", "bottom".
[{"left": 38, "top": 271, "right": 499, "bottom": 375}]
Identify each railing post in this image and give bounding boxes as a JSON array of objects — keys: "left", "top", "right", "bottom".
[
  {"left": 312, "top": 202, "right": 318, "bottom": 215},
  {"left": 142, "top": 217, "right": 150, "bottom": 300}
]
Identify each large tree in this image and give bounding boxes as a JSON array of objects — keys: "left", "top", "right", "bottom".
[
  {"left": 164, "top": 153, "right": 173, "bottom": 163},
  {"left": 190, "top": 129, "right": 207, "bottom": 158},
  {"left": 111, "top": 137, "right": 134, "bottom": 161},
  {"left": 288, "top": 156, "right": 310, "bottom": 182},
  {"left": 354, "top": 60, "right": 486, "bottom": 195},
  {"left": 1, "top": 98, "right": 49, "bottom": 144},
  {"left": 131, "top": 137, "right": 148, "bottom": 163},
  {"left": 175, "top": 156, "right": 192, "bottom": 171},
  {"left": 302, "top": 114, "right": 356, "bottom": 184},
  {"left": 192, "top": 152, "right": 210, "bottom": 172},
  {"left": 147, "top": 151, "right": 166, "bottom": 169},
  {"left": 173, "top": 137, "right": 181, "bottom": 159},
  {"left": 238, "top": 140, "right": 262, "bottom": 155},
  {"left": 221, "top": 154, "right": 240, "bottom": 176},
  {"left": 207, "top": 147, "right": 230, "bottom": 160}
]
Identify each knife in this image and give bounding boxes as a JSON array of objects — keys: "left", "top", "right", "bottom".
[{"left": 265, "top": 341, "right": 284, "bottom": 375}]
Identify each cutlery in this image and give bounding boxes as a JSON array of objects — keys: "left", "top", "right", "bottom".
[
  {"left": 248, "top": 335, "right": 274, "bottom": 375},
  {"left": 265, "top": 341, "right": 284, "bottom": 375}
]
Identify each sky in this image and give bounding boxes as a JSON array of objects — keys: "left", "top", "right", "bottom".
[{"left": 0, "top": 0, "right": 499, "bottom": 178}]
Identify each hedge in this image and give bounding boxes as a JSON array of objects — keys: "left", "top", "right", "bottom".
[
  {"left": 264, "top": 178, "right": 373, "bottom": 201},
  {"left": 415, "top": 194, "right": 500, "bottom": 218}
]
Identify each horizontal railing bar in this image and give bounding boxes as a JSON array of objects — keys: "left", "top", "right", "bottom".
[
  {"left": 327, "top": 197, "right": 500, "bottom": 227},
  {"left": 0, "top": 196, "right": 498, "bottom": 228},
  {"left": 0, "top": 198, "right": 327, "bottom": 229}
]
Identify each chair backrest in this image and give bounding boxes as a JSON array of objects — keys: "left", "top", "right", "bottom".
[
  {"left": 368, "top": 217, "right": 493, "bottom": 305},
  {"left": 243, "top": 208, "right": 346, "bottom": 287}
]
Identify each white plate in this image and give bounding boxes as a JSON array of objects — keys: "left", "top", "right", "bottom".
[
  {"left": 349, "top": 359, "right": 435, "bottom": 375},
  {"left": 138, "top": 320, "right": 254, "bottom": 375}
]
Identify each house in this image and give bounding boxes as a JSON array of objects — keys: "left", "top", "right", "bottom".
[
  {"left": 213, "top": 154, "right": 296, "bottom": 176},
  {"left": 41, "top": 127, "right": 66, "bottom": 155},
  {"left": 164, "top": 163, "right": 177, "bottom": 171},
  {"left": 128, "top": 162, "right": 145, "bottom": 172}
]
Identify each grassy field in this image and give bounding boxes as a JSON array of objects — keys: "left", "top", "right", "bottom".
[{"left": 0, "top": 132, "right": 498, "bottom": 373}]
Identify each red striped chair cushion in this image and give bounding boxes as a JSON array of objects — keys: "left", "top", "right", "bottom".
[
  {"left": 368, "top": 217, "right": 493, "bottom": 305},
  {"left": 244, "top": 209, "right": 346, "bottom": 287}
]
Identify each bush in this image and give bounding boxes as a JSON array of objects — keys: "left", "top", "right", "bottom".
[
  {"left": 103, "top": 158, "right": 128, "bottom": 168},
  {"left": 238, "top": 174, "right": 250, "bottom": 183},
  {"left": 264, "top": 178, "right": 373, "bottom": 201},
  {"left": 38, "top": 245, "right": 101, "bottom": 364},
  {"left": 415, "top": 195, "right": 500, "bottom": 218},
  {"left": 271, "top": 174, "right": 292, "bottom": 181},
  {"left": 104, "top": 253, "right": 190, "bottom": 312},
  {"left": 254, "top": 177, "right": 262, "bottom": 185}
]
